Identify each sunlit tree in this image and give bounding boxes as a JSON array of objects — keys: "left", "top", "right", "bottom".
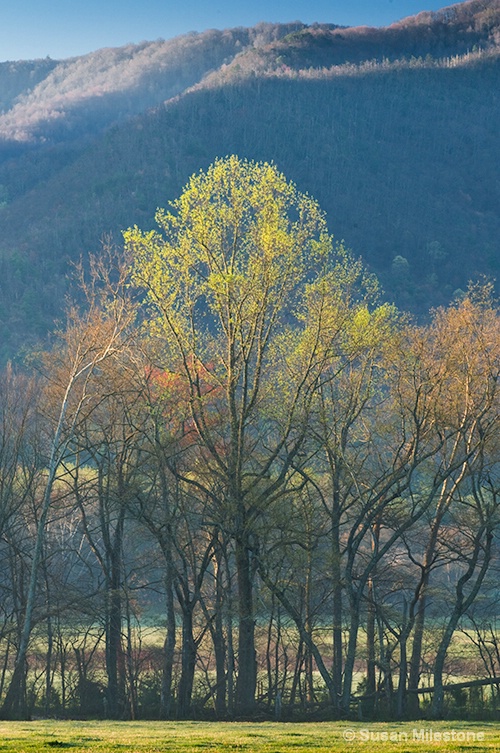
[{"left": 125, "top": 155, "right": 337, "bottom": 710}]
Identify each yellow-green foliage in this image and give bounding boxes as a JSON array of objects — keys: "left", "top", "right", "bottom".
[
  {"left": 124, "top": 155, "right": 393, "bottom": 419},
  {"left": 124, "top": 155, "right": 331, "bottom": 356}
]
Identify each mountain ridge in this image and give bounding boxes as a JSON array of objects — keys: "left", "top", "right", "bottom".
[
  {"left": 1, "top": 0, "right": 499, "bottom": 147},
  {"left": 0, "top": 23, "right": 310, "bottom": 146}
]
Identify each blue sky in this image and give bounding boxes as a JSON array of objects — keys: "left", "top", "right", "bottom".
[{"left": 1, "top": 0, "right": 455, "bottom": 62}]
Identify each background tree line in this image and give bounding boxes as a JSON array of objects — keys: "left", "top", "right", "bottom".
[{"left": 0, "top": 157, "right": 499, "bottom": 722}]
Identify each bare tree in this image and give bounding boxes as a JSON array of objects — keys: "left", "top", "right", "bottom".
[{"left": 1, "top": 250, "right": 135, "bottom": 718}]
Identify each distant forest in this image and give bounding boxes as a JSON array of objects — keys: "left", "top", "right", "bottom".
[{"left": 0, "top": 0, "right": 498, "bottom": 360}]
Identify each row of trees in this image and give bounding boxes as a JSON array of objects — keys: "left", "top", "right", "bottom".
[{"left": 0, "top": 157, "right": 499, "bottom": 721}]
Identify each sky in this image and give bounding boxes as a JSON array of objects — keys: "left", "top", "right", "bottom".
[{"left": 0, "top": 0, "right": 456, "bottom": 62}]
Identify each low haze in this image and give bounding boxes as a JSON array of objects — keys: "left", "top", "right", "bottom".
[{"left": 1, "top": 0, "right": 453, "bottom": 61}]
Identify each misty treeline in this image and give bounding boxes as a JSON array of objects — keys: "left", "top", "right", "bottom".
[{"left": 0, "top": 157, "right": 499, "bottom": 722}]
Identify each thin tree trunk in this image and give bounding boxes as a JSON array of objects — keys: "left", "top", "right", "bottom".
[
  {"left": 265, "top": 595, "right": 276, "bottom": 708},
  {"left": 124, "top": 593, "right": 138, "bottom": 720},
  {"left": 213, "top": 546, "right": 227, "bottom": 717},
  {"left": 431, "top": 530, "right": 492, "bottom": 718},
  {"left": 365, "top": 523, "right": 380, "bottom": 717},
  {"left": 160, "top": 558, "right": 176, "bottom": 719},
  {"left": 105, "top": 512, "right": 125, "bottom": 719},
  {"left": 225, "top": 548, "right": 235, "bottom": 717},
  {"left": 365, "top": 575, "right": 376, "bottom": 716},
  {"left": 341, "top": 596, "right": 361, "bottom": 714},
  {"left": 1, "top": 456, "right": 61, "bottom": 718},
  {"left": 289, "top": 639, "right": 304, "bottom": 712},
  {"left": 331, "top": 516, "right": 343, "bottom": 712},
  {"left": 396, "top": 601, "right": 409, "bottom": 719}
]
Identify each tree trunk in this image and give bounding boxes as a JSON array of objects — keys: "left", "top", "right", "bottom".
[
  {"left": 396, "top": 601, "right": 409, "bottom": 719},
  {"left": 225, "top": 547, "right": 235, "bottom": 716},
  {"left": 105, "top": 515, "right": 125, "bottom": 719},
  {"left": 341, "top": 598, "right": 360, "bottom": 715},
  {"left": 365, "top": 523, "right": 380, "bottom": 717},
  {"left": 430, "top": 530, "right": 492, "bottom": 719},
  {"left": 106, "top": 584, "right": 124, "bottom": 718},
  {"left": 235, "top": 537, "right": 256, "bottom": 713},
  {"left": 160, "top": 559, "right": 176, "bottom": 719},
  {"left": 213, "top": 547, "right": 227, "bottom": 717},
  {"left": 1, "top": 459, "right": 60, "bottom": 719},
  {"left": 331, "top": 517, "right": 343, "bottom": 712},
  {"left": 365, "top": 575, "right": 376, "bottom": 717},
  {"left": 177, "top": 605, "right": 196, "bottom": 718}
]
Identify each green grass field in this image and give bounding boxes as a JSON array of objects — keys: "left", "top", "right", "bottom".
[{"left": 0, "top": 720, "right": 498, "bottom": 753}]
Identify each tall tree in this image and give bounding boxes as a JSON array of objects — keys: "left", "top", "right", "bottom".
[
  {"left": 405, "top": 289, "right": 500, "bottom": 716},
  {"left": 125, "top": 155, "right": 333, "bottom": 712}
]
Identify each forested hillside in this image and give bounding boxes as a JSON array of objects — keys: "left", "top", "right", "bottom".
[
  {"left": 0, "top": 58, "right": 59, "bottom": 113},
  {"left": 0, "top": 0, "right": 498, "bottom": 361},
  {"left": 0, "top": 23, "right": 309, "bottom": 148}
]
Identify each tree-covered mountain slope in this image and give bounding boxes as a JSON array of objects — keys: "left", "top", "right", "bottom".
[
  {"left": 0, "top": 23, "right": 308, "bottom": 149},
  {"left": 0, "top": 0, "right": 498, "bottom": 361}
]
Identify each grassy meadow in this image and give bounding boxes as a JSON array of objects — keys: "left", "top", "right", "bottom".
[{"left": 0, "top": 720, "right": 498, "bottom": 753}]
